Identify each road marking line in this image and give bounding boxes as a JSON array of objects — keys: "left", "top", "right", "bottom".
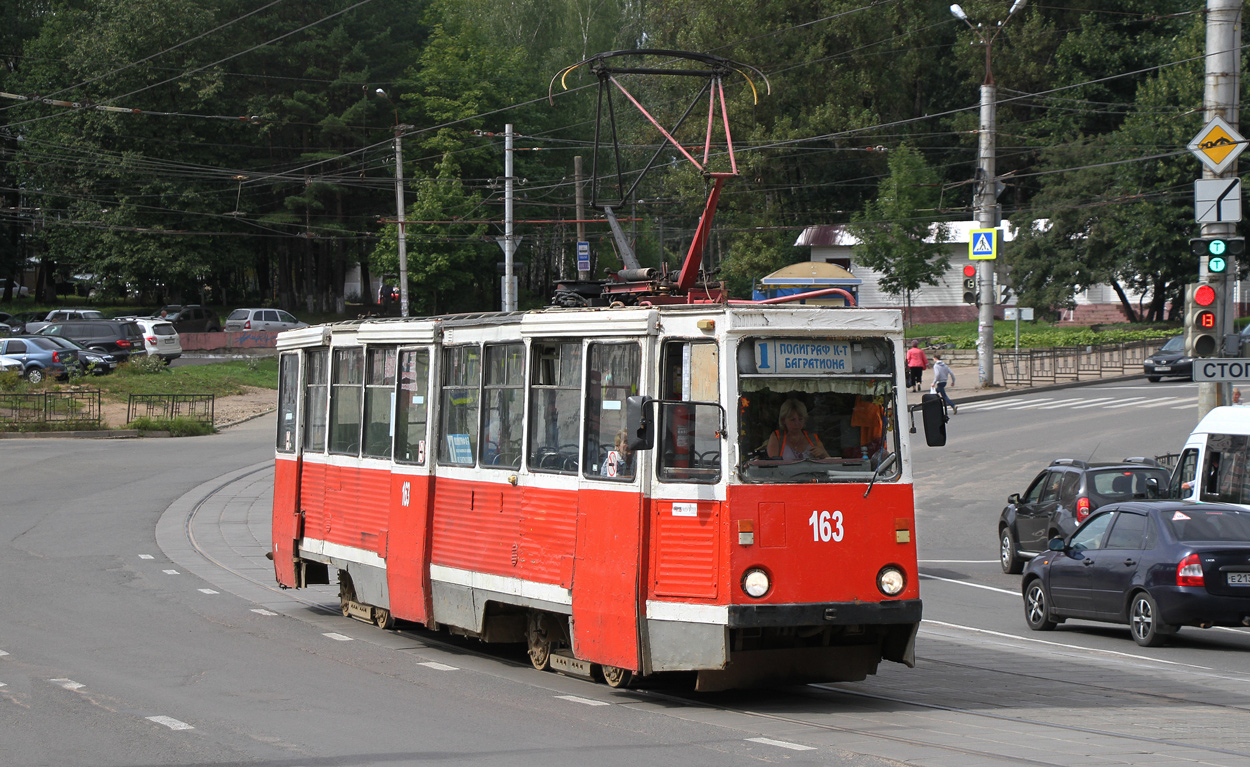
[
  {"left": 1133, "top": 397, "right": 1188, "bottom": 408},
  {"left": 49, "top": 678, "right": 84, "bottom": 690},
  {"left": 198, "top": 589, "right": 218, "bottom": 595},
  {"left": 250, "top": 609, "right": 277, "bottom": 616},
  {"left": 323, "top": 633, "right": 353, "bottom": 641},
  {"left": 1101, "top": 397, "right": 1151, "bottom": 409},
  {"left": 0, "top": 650, "right": 8, "bottom": 657},
  {"left": 147, "top": 715, "right": 194, "bottom": 730},
  {"left": 1035, "top": 398, "right": 1086, "bottom": 409},
  {"left": 919, "top": 559, "right": 998, "bottom": 564},
  {"left": 1005, "top": 400, "right": 1062, "bottom": 409},
  {"left": 972, "top": 399, "right": 1052, "bottom": 411},
  {"left": 555, "top": 695, "right": 611, "bottom": 706},
  {"left": 162, "top": 569, "right": 179, "bottom": 575},
  {"left": 139, "top": 554, "right": 154, "bottom": 560},
  {"left": 418, "top": 661, "right": 459, "bottom": 671},
  {"left": 0, "top": 682, "right": 6, "bottom": 688},
  {"left": 919, "top": 573, "right": 1018, "bottom": 596},
  {"left": 1069, "top": 397, "right": 1119, "bottom": 409},
  {"left": 747, "top": 737, "right": 817, "bottom": 751},
  {"left": 922, "top": 620, "right": 1212, "bottom": 669}
]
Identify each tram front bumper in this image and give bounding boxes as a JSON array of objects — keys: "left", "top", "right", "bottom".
[{"left": 728, "top": 598, "right": 922, "bottom": 627}]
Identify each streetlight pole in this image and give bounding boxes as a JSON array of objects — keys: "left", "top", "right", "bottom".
[
  {"left": 375, "top": 88, "right": 411, "bottom": 317},
  {"left": 950, "top": 0, "right": 1027, "bottom": 388}
]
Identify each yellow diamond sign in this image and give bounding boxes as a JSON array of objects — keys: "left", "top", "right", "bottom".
[{"left": 1189, "top": 116, "right": 1246, "bottom": 174}]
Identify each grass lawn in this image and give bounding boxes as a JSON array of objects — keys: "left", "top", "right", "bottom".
[{"left": 0, "top": 357, "right": 281, "bottom": 401}]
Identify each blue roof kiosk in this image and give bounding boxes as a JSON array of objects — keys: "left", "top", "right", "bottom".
[{"left": 752, "top": 261, "right": 862, "bottom": 305}]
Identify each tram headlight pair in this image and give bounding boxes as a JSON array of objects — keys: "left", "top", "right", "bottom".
[
  {"left": 877, "top": 566, "right": 906, "bottom": 596},
  {"left": 741, "top": 567, "right": 771, "bottom": 598}
]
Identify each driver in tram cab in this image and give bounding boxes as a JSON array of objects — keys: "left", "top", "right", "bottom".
[{"left": 767, "top": 398, "right": 829, "bottom": 460}]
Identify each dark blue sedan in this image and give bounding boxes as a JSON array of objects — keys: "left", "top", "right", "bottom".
[{"left": 1021, "top": 501, "right": 1250, "bottom": 646}]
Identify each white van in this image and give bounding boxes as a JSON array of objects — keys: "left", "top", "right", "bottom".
[{"left": 1170, "top": 406, "right": 1250, "bottom": 505}]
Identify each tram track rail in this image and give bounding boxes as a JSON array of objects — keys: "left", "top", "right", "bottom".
[{"left": 174, "top": 464, "right": 1250, "bottom": 767}]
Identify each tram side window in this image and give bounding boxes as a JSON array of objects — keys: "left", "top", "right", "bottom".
[
  {"left": 481, "top": 343, "right": 524, "bottom": 468},
  {"left": 395, "top": 349, "right": 430, "bottom": 464},
  {"left": 362, "top": 347, "right": 396, "bottom": 459},
  {"left": 528, "top": 341, "right": 582, "bottom": 474},
  {"left": 439, "top": 345, "right": 481, "bottom": 466},
  {"left": 303, "top": 349, "right": 329, "bottom": 452},
  {"left": 658, "top": 340, "right": 722, "bottom": 484},
  {"left": 584, "top": 343, "right": 641, "bottom": 480},
  {"left": 329, "top": 348, "right": 364, "bottom": 455},
  {"left": 277, "top": 352, "right": 299, "bottom": 453},
  {"left": 1202, "top": 434, "right": 1250, "bottom": 505}
]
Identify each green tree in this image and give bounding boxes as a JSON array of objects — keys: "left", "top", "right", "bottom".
[{"left": 847, "top": 145, "right": 949, "bottom": 324}]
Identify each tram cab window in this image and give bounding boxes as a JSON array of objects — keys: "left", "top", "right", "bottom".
[
  {"left": 277, "top": 352, "right": 299, "bottom": 453},
  {"left": 329, "top": 348, "right": 364, "bottom": 455},
  {"left": 528, "top": 341, "right": 582, "bottom": 474},
  {"left": 439, "top": 346, "right": 481, "bottom": 466},
  {"left": 1202, "top": 434, "right": 1250, "bottom": 504},
  {"left": 482, "top": 343, "right": 524, "bottom": 468},
  {"left": 657, "top": 341, "right": 722, "bottom": 484},
  {"left": 303, "top": 349, "right": 329, "bottom": 452},
  {"left": 362, "top": 347, "right": 396, "bottom": 459},
  {"left": 584, "top": 343, "right": 641, "bottom": 480},
  {"left": 395, "top": 349, "right": 430, "bottom": 465},
  {"left": 736, "top": 336, "right": 900, "bottom": 484}
]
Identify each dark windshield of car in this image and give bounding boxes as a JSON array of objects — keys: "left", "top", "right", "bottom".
[
  {"left": 1160, "top": 336, "right": 1184, "bottom": 353},
  {"left": 1165, "top": 508, "right": 1250, "bottom": 542},
  {"left": 1088, "top": 469, "right": 1169, "bottom": 502}
]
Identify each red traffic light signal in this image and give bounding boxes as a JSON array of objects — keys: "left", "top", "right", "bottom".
[
  {"left": 962, "top": 265, "right": 976, "bottom": 277},
  {"left": 1194, "top": 283, "right": 1216, "bottom": 307}
]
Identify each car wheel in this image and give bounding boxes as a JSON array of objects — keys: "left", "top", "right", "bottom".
[
  {"left": 1023, "top": 580, "right": 1057, "bottom": 631},
  {"left": 1129, "top": 591, "right": 1177, "bottom": 647},
  {"left": 1147, "top": 376, "right": 1161, "bottom": 383},
  {"left": 1000, "top": 528, "right": 1023, "bottom": 574},
  {"left": 25, "top": 366, "right": 44, "bottom": 384}
]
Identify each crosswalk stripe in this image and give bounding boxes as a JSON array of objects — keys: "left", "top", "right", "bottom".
[
  {"left": 1141, "top": 396, "right": 1195, "bottom": 408},
  {"left": 977, "top": 399, "right": 1052, "bottom": 410},
  {"left": 1069, "top": 397, "right": 1119, "bottom": 409},
  {"left": 1101, "top": 397, "right": 1151, "bottom": 409},
  {"left": 1035, "top": 398, "right": 1089, "bottom": 409}
]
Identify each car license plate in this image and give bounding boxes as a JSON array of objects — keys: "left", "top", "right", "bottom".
[
  {"left": 1227, "top": 572, "right": 1250, "bottom": 585},
  {"left": 1155, "top": 366, "right": 1171, "bottom": 372},
  {"left": 162, "top": 338, "right": 174, "bottom": 346}
]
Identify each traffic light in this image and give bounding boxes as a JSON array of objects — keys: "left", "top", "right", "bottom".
[
  {"left": 1185, "top": 282, "right": 1223, "bottom": 358},
  {"left": 961, "top": 265, "right": 977, "bottom": 304},
  {"left": 1190, "top": 237, "right": 1245, "bottom": 277}
]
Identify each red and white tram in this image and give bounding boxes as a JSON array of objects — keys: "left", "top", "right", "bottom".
[{"left": 271, "top": 304, "right": 941, "bottom": 689}]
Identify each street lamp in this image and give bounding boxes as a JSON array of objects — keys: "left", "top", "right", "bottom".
[
  {"left": 374, "top": 87, "right": 411, "bottom": 318},
  {"left": 950, "top": 0, "right": 1027, "bottom": 388}
]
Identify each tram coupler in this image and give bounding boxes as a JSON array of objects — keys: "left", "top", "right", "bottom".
[{"left": 549, "top": 651, "right": 595, "bottom": 680}]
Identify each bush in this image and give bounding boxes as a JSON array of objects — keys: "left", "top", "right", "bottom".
[
  {"left": 0, "top": 370, "right": 22, "bottom": 391},
  {"left": 119, "top": 354, "right": 169, "bottom": 376},
  {"left": 128, "top": 416, "right": 214, "bottom": 436}
]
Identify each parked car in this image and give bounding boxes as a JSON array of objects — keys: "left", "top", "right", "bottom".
[
  {"left": 1143, "top": 335, "right": 1193, "bottom": 383},
  {"left": 24, "top": 308, "right": 107, "bottom": 333},
  {"left": 159, "top": 304, "right": 221, "bottom": 333},
  {"left": 36, "top": 319, "right": 145, "bottom": 361},
  {"left": 0, "top": 355, "right": 20, "bottom": 373},
  {"left": 0, "top": 279, "right": 29, "bottom": 298},
  {"left": 38, "top": 335, "right": 116, "bottom": 375},
  {"left": 132, "top": 317, "right": 182, "bottom": 362},
  {"left": 224, "top": 308, "right": 307, "bottom": 333},
  {"left": 0, "top": 312, "right": 19, "bottom": 334},
  {"left": 0, "top": 335, "right": 78, "bottom": 382},
  {"left": 1022, "top": 500, "right": 1250, "bottom": 646},
  {"left": 999, "top": 457, "right": 1171, "bottom": 574}
]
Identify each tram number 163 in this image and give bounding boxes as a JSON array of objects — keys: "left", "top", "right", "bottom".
[{"left": 808, "top": 510, "right": 845, "bottom": 543}]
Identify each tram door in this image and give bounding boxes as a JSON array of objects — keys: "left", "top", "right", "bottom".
[
  {"left": 272, "top": 352, "right": 304, "bottom": 587},
  {"left": 386, "top": 348, "right": 434, "bottom": 623},
  {"left": 571, "top": 342, "right": 645, "bottom": 669}
]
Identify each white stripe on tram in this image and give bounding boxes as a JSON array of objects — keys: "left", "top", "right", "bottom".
[{"left": 429, "top": 564, "right": 572, "bottom": 606}]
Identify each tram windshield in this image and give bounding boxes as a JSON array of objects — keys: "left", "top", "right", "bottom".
[{"left": 736, "top": 336, "right": 900, "bottom": 483}]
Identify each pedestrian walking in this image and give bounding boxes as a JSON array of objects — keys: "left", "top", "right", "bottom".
[
  {"left": 905, "top": 341, "right": 928, "bottom": 392},
  {"left": 932, "top": 354, "right": 957, "bottom": 414}
]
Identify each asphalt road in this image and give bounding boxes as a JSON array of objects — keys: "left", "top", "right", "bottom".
[{"left": 6, "top": 382, "right": 1250, "bottom": 767}]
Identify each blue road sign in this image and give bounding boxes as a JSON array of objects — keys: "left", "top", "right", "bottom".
[{"left": 969, "top": 228, "right": 998, "bottom": 260}]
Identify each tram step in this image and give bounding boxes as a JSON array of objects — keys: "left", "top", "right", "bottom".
[
  {"left": 344, "top": 600, "right": 375, "bottom": 624},
  {"left": 549, "top": 651, "right": 594, "bottom": 680}
]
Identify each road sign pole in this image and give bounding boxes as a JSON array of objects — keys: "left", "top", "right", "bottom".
[{"left": 976, "top": 81, "right": 997, "bottom": 389}]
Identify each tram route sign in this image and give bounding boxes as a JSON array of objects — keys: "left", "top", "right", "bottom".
[
  {"left": 1188, "top": 116, "right": 1247, "bottom": 175},
  {"left": 577, "top": 240, "right": 590, "bottom": 272},
  {"left": 754, "top": 339, "right": 851, "bottom": 373}
]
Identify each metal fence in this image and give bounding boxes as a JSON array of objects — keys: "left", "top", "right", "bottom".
[
  {"left": 997, "top": 338, "right": 1167, "bottom": 387},
  {"left": 0, "top": 390, "right": 102, "bottom": 425},
  {"left": 127, "top": 394, "right": 215, "bottom": 425}
]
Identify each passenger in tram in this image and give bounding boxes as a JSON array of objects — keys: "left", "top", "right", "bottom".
[
  {"left": 767, "top": 398, "right": 829, "bottom": 460},
  {"left": 600, "top": 429, "right": 635, "bottom": 478}
]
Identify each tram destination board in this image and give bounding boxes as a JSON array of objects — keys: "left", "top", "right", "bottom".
[{"left": 1193, "top": 358, "right": 1250, "bottom": 382}]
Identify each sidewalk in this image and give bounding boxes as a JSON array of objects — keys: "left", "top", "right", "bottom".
[{"left": 903, "top": 357, "right": 1145, "bottom": 411}]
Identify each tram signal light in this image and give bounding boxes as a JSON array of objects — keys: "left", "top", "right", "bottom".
[
  {"left": 961, "top": 265, "right": 977, "bottom": 304},
  {"left": 1190, "top": 237, "right": 1244, "bottom": 277},
  {"left": 1185, "top": 282, "right": 1223, "bottom": 358}
]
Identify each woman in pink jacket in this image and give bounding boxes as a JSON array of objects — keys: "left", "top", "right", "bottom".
[{"left": 905, "top": 341, "right": 928, "bottom": 392}]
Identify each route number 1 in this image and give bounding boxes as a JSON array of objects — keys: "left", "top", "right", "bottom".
[{"left": 808, "top": 510, "right": 844, "bottom": 543}]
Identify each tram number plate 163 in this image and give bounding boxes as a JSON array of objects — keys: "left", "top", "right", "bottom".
[{"left": 808, "top": 510, "right": 844, "bottom": 543}]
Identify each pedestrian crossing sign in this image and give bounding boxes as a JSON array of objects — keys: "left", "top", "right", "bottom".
[{"left": 969, "top": 228, "right": 998, "bottom": 260}]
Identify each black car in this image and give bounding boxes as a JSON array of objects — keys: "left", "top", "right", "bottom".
[
  {"left": 1022, "top": 501, "right": 1250, "bottom": 647},
  {"left": 36, "top": 319, "right": 145, "bottom": 360},
  {"left": 999, "top": 457, "right": 1170, "bottom": 574},
  {"left": 1143, "top": 335, "right": 1193, "bottom": 382},
  {"left": 159, "top": 304, "right": 220, "bottom": 333},
  {"left": 39, "top": 335, "right": 116, "bottom": 374}
]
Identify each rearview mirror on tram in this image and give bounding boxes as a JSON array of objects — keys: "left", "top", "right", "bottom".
[
  {"left": 921, "top": 395, "right": 947, "bottom": 447},
  {"left": 626, "top": 395, "right": 655, "bottom": 450}
]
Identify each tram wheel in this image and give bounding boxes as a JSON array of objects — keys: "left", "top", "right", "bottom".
[
  {"left": 527, "top": 612, "right": 553, "bottom": 671},
  {"left": 600, "top": 665, "right": 633, "bottom": 689},
  {"left": 337, "top": 572, "right": 355, "bottom": 617},
  {"left": 373, "top": 607, "right": 395, "bottom": 630}
]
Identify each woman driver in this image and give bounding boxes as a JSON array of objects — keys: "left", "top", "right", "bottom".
[{"left": 767, "top": 398, "right": 828, "bottom": 460}]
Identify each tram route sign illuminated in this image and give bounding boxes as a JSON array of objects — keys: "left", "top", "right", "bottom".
[{"left": 754, "top": 339, "right": 851, "bottom": 373}]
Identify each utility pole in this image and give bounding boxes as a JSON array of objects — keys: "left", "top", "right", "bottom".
[
  {"left": 504, "top": 123, "right": 516, "bottom": 312},
  {"left": 1197, "top": 0, "right": 1242, "bottom": 418},
  {"left": 574, "top": 155, "right": 588, "bottom": 280},
  {"left": 951, "top": 1, "right": 1027, "bottom": 388},
  {"left": 374, "top": 87, "right": 410, "bottom": 317}
]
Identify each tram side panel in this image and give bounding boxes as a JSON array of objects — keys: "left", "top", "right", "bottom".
[
  {"left": 272, "top": 456, "right": 302, "bottom": 588},
  {"left": 644, "top": 498, "right": 726, "bottom": 673},
  {"left": 384, "top": 471, "right": 435, "bottom": 624},
  {"left": 570, "top": 486, "right": 645, "bottom": 671}
]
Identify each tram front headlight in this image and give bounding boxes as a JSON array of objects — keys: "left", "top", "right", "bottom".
[
  {"left": 741, "top": 567, "right": 771, "bottom": 599},
  {"left": 877, "top": 566, "right": 906, "bottom": 596}
]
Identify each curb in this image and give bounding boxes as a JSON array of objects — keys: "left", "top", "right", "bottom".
[{"left": 0, "top": 429, "right": 142, "bottom": 439}]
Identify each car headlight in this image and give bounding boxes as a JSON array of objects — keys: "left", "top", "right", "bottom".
[
  {"left": 741, "top": 567, "right": 771, "bottom": 599},
  {"left": 877, "top": 566, "right": 906, "bottom": 596}
]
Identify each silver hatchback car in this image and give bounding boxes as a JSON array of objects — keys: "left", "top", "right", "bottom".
[{"left": 223, "top": 308, "right": 308, "bottom": 333}]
